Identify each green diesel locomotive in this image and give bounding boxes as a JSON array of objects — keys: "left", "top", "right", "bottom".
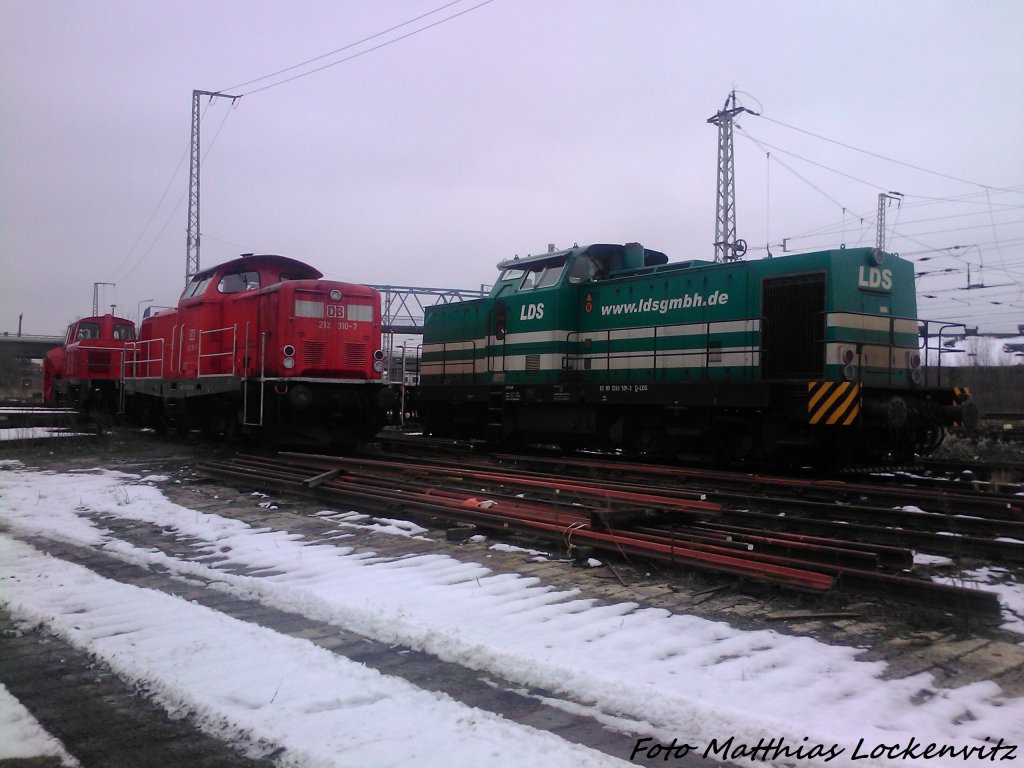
[{"left": 418, "top": 243, "right": 973, "bottom": 465}]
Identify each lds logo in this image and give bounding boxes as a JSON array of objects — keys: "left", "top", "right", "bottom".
[
  {"left": 519, "top": 302, "right": 545, "bottom": 320},
  {"left": 858, "top": 266, "right": 892, "bottom": 290}
]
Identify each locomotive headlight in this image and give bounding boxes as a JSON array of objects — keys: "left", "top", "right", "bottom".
[
  {"left": 283, "top": 344, "right": 295, "bottom": 357},
  {"left": 329, "top": 289, "right": 341, "bottom": 301},
  {"left": 907, "top": 351, "right": 922, "bottom": 384},
  {"left": 871, "top": 248, "right": 885, "bottom": 265},
  {"left": 840, "top": 347, "right": 857, "bottom": 380},
  {"left": 373, "top": 360, "right": 385, "bottom": 373},
  {"left": 373, "top": 349, "right": 385, "bottom": 361},
  {"left": 909, "top": 354, "right": 925, "bottom": 387},
  {"left": 282, "top": 356, "right": 295, "bottom": 370}
]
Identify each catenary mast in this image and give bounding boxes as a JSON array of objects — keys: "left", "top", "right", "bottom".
[{"left": 708, "top": 91, "right": 757, "bottom": 262}]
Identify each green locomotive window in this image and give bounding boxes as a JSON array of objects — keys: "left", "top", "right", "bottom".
[
  {"left": 568, "top": 254, "right": 601, "bottom": 282},
  {"left": 518, "top": 257, "right": 566, "bottom": 291},
  {"left": 498, "top": 267, "right": 526, "bottom": 283}
]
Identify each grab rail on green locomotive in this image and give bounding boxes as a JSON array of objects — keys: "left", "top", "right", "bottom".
[
  {"left": 106, "top": 254, "right": 393, "bottom": 446},
  {"left": 415, "top": 242, "right": 976, "bottom": 466}
]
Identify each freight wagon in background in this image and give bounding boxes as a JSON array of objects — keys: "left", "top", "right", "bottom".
[{"left": 417, "top": 243, "right": 976, "bottom": 466}]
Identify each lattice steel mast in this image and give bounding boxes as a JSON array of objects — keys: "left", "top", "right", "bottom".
[
  {"left": 186, "top": 90, "right": 239, "bottom": 283},
  {"left": 875, "top": 191, "right": 903, "bottom": 251},
  {"left": 708, "top": 91, "right": 758, "bottom": 262}
]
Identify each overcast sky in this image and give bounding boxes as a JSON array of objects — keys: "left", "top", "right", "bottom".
[{"left": 2, "top": 0, "right": 1022, "bottom": 335}]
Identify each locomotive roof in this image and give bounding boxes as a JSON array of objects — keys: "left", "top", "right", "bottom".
[
  {"left": 496, "top": 243, "right": 668, "bottom": 271},
  {"left": 192, "top": 254, "right": 323, "bottom": 281}
]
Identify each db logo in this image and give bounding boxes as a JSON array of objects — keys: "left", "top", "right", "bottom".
[{"left": 584, "top": 293, "right": 593, "bottom": 313}]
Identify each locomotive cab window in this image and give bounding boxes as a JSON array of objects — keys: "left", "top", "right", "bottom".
[
  {"left": 519, "top": 257, "right": 566, "bottom": 291},
  {"left": 113, "top": 323, "right": 135, "bottom": 340},
  {"left": 498, "top": 267, "right": 526, "bottom": 284},
  {"left": 181, "top": 276, "right": 211, "bottom": 300},
  {"left": 218, "top": 270, "right": 261, "bottom": 294},
  {"left": 568, "top": 254, "right": 607, "bottom": 283},
  {"left": 76, "top": 322, "right": 100, "bottom": 340}
]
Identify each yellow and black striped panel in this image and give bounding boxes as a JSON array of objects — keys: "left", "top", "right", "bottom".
[
  {"left": 953, "top": 385, "right": 971, "bottom": 404},
  {"left": 807, "top": 381, "right": 861, "bottom": 426}
]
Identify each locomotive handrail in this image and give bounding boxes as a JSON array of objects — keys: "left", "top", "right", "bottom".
[
  {"left": 124, "top": 338, "right": 165, "bottom": 380},
  {"left": 197, "top": 324, "right": 237, "bottom": 378},
  {"left": 918, "top": 319, "right": 969, "bottom": 388},
  {"left": 432, "top": 339, "right": 479, "bottom": 382},
  {"left": 176, "top": 323, "right": 185, "bottom": 376}
]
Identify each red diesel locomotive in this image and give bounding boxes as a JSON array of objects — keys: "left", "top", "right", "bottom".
[
  {"left": 46, "top": 254, "right": 391, "bottom": 446},
  {"left": 44, "top": 313, "right": 136, "bottom": 410}
]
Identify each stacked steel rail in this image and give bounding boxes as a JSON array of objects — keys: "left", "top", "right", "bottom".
[{"left": 198, "top": 452, "right": 1004, "bottom": 618}]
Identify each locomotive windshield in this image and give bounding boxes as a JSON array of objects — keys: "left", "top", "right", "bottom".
[
  {"left": 513, "top": 257, "right": 567, "bottom": 291},
  {"left": 181, "top": 276, "right": 211, "bottom": 300}
]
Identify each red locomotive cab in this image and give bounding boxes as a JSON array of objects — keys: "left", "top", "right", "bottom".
[
  {"left": 46, "top": 314, "right": 136, "bottom": 408},
  {"left": 168, "top": 254, "right": 385, "bottom": 382},
  {"left": 120, "top": 253, "right": 387, "bottom": 446}
]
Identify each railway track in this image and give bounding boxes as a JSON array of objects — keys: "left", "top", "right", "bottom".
[{"left": 198, "top": 450, "right": 1013, "bottom": 621}]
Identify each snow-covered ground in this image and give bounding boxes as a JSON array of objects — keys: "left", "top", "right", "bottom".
[
  {"left": 0, "top": 682, "right": 77, "bottom": 765},
  {"left": 0, "top": 426, "right": 93, "bottom": 442},
  {"left": 1, "top": 460, "right": 1023, "bottom": 767}
]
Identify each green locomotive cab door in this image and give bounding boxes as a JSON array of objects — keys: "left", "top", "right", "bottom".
[{"left": 489, "top": 298, "right": 507, "bottom": 373}]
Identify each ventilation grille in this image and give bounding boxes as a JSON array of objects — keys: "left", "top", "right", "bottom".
[
  {"left": 525, "top": 354, "right": 541, "bottom": 374},
  {"left": 301, "top": 339, "right": 326, "bottom": 368},
  {"left": 762, "top": 274, "right": 825, "bottom": 379},
  {"left": 344, "top": 343, "right": 367, "bottom": 368}
]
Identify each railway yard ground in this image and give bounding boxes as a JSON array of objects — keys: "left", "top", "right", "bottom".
[{"left": 2, "top": 428, "right": 1024, "bottom": 767}]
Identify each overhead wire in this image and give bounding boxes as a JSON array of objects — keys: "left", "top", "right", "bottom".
[
  {"left": 221, "top": 0, "right": 465, "bottom": 92},
  {"left": 232, "top": 0, "right": 496, "bottom": 97},
  {"left": 118, "top": 103, "right": 237, "bottom": 282},
  {"left": 755, "top": 114, "right": 1021, "bottom": 193},
  {"left": 116, "top": 0, "right": 497, "bottom": 281},
  {"left": 112, "top": 100, "right": 214, "bottom": 281}
]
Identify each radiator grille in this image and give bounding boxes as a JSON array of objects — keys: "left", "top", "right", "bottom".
[
  {"left": 525, "top": 354, "right": 541, "bottom": 374},
  {"left": 761, "top": 274, "right": 825, "bottom": 379},
  {"left": 301, "top": 339, "right": 326, "bottom": 368},
  {"left": 344, "top": 342, "right": 367, "bottom": 368}
]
